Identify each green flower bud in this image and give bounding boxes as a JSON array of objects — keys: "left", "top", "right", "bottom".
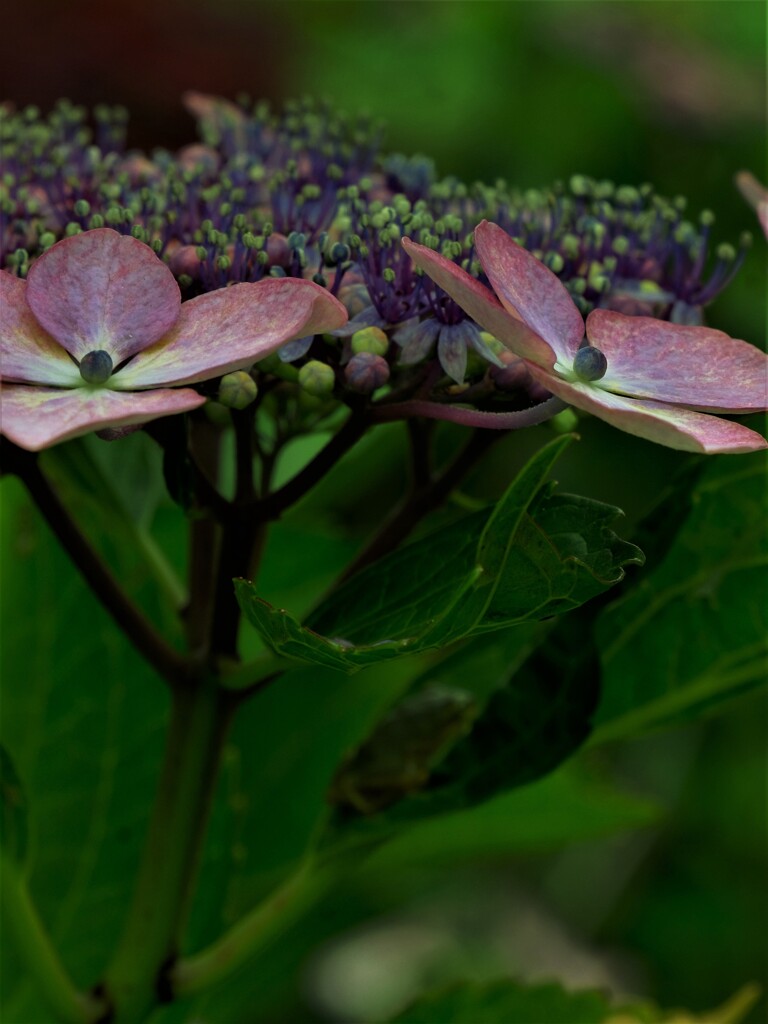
[
  {"left": 218, "top": 370, "right": 258, "bottom": 410},
  {"left": 551, "top": 408, "right": 580, "bottom": 434},
  {"left": 256, "top": 352, "right": 299, "bottom": 381},
  {"left": 298, "top": 360, "right": 335, "bottom": 397},
  {"left": 544, "top": 252, "right": 564, "bottom": 274},
  {"left": 351, "top": 326, "right": 389, "bottom": 356}
]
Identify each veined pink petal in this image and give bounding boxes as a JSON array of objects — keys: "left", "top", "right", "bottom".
[
  {"left": 528, "top": 367, "right": 767, "bottom": 454},
  {"left": 25, "top": 228, "right": 181, "bottom": 364},
  {"left": 401, "top": 238, "right": 555, "bottom": 368},
  {"left": 112, "top": 278, "right": 348, "bottom": 389},
  {"left": 474, "top": 221, "right": 585, "bottom": 363},
  {"left": 0, "top": 384, "right": 205, "bottom": 452},
  {"left": 586, "top": 309, "right": 768, "bottom": 412},
  {"left": 0, "top": 272, "right": 82, "bottom": 387}
]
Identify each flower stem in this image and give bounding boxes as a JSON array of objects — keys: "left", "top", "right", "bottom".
[
  {"left": 170, "top": 858, "right": 327, "bottom": 999},
  {"left": 254, "top": 408, "right": 369, "bottom": 521},
  {"left": 1, "top": 855, "right": 106, "bottom": 1024},
  {"left": 336, "top": 427, "right": 500, "bottom": 584},
  {"left": 102, "top": 679, "right": 235, "bottom": 1023},
  {"left": 5, "top": 445, "right": 193, "bottom": 688},
  {"left": 371, "top": 395, "right": 567, "bottom": 429}
]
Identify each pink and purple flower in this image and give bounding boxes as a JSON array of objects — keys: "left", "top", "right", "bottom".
[
  {"left": 403, "top": 222, "right": 767, "bottom": 453},
  {"left": 0, "top": 228, "right": 347, "bottom": 451}
]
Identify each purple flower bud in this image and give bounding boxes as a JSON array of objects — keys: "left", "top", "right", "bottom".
[
  {"left": 266, "top": 233, "right": 292, "bottom": 269},
  {"left": 345, "top": 352, "right": 390, "bottom": 393}
]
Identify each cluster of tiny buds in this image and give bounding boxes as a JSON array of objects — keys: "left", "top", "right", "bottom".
[{"left": 1, "top": 96, "right": 753, "bottom": 420}]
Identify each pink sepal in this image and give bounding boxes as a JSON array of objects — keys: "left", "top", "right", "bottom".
[
  {"left": 586, "top": 309, "right": 768, "bottom": 412},
  {"left": 527, "top": 368, "right": 767, "bottom": 454},
  {"left": 401, "top": 238, "right": 555, "bottom": 368},
  {"left": 474, "top": 220, "right": 585, "bottom": 363},
  {"left": 25, "top": 229, "right": 181, "bottom": 363},
  {"left": 0, "top": 384, "right": 205, "bottom": 452},
  {"left": 0, "top": 272, "right": 81, "bottom": 386},
  {"left": 114, "top": 278, "right": 348, "bottom": 388}
]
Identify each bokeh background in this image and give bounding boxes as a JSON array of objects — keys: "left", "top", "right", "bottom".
[{"left": 2, "top": 2, "right": 766, "bottom": 1021}]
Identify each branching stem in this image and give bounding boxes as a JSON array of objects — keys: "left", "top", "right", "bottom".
[
  {"left": 338, "top": 427, "right": 500, "bottom": 583},
  {"left": 4, "top": 446, "right": 195, "bottom": 688}
]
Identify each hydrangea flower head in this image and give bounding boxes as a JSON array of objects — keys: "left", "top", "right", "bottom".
[
  {"left": 0, "top": 228, "right": 347, "bottom": 450},
  {"left": 403, "top": 222, "right": 767, "bottom": 453}
]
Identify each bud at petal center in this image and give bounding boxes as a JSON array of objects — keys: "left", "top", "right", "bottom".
[
  {"left": 573, "top": 346, "right": 608, "bottom": 382},
  {"left": 79, "top": 350, "right": 114, "bottom": 384}
]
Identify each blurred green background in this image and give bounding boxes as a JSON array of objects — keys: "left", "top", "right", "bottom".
[{"left": 2, "top": 1, "right": 766, "bottom": 1020}]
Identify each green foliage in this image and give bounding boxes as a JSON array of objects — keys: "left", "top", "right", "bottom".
[
  {"left": 390, "top": 979, "right": 762, "bottom": 1024},
  {"left": 390, "top": 980, "right": 618, "bottom": 1024},
  {"left": 320, "top": 611, "right": 601, "bottom": 852},
  {"left": 593, "top": 455, "right": 768, "bottom": 743},
  {"left": 237, "top": 437, "right": 643, "bottom": 671},
  {"left": 0, "top": 745, "right": 28, "bottom": 870},
  {"left": 0, "top": 479, "right": 169, "bottom": 1021},
  {"left": 369, "top": 759, "right": 660, "bottom": 869},
  {"left": 40, "top": 434, "right": 186, "bottom": 629}
]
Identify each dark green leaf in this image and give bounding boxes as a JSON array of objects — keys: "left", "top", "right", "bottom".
[
  {"left": 369, "top": 761, "right": 660, "bottom": 868},
  {"left": 40, "top": 435, "right": 187, "bottom": 629},
  {"left": 0, "top": 745, "right": 27, "bottom": 869},
  {"left": 0, "top": 478, "right": 169, "bottom": 1019},
  {"left": 234, "top": 583, "right": 446, "bottom": 672},
  {"left": 389, "top": 980, "right": 618, "bottom": 1024},
  {"left": 592, "top": 455, "right": 768, "bottom": 743},
  {"left": 390, "top": 979, "right": 761, "bottom": 1024},
  {"left": 320, "top": 610, "right": 600, "bottom": 851},
  {"left": 238, "top": 437, "right": 643, "bottom": 671}
]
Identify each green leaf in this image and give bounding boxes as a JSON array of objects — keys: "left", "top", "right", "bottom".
[
  {"left": 0, "top": 476, "right": 427, "bottom": 1024},
  {"left": 368, "top": 760, "right": 660, "bottom": 869},
  {"left": 592, "top": 455, "right": 768, "bottom": 744},
  {"left": 40, "top": 434, "right": 187, "bottom": 621},
  {"left": 389, "top": 979, "right": 762, "bottom": 1024},
  {"left": 390, "top": 980, "right": 617, "bottom": 1024},
  {"left": 320, "top": 606, "right": 600, "bottom": 849},
  {"left": 414, "top": 434, "right": 577, "bottom": 646},
  {"left": 238, "top": 437, "right": 643, "bottom": 671},
  {"left": 0, "top": 745, "right": 28, "bottom": 869},
  {"left": 0, "top": 477, "right": 169, "bottom": 1020},
  {"left": 234, "top": 584, "right": 432, "bottom": 671}
]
